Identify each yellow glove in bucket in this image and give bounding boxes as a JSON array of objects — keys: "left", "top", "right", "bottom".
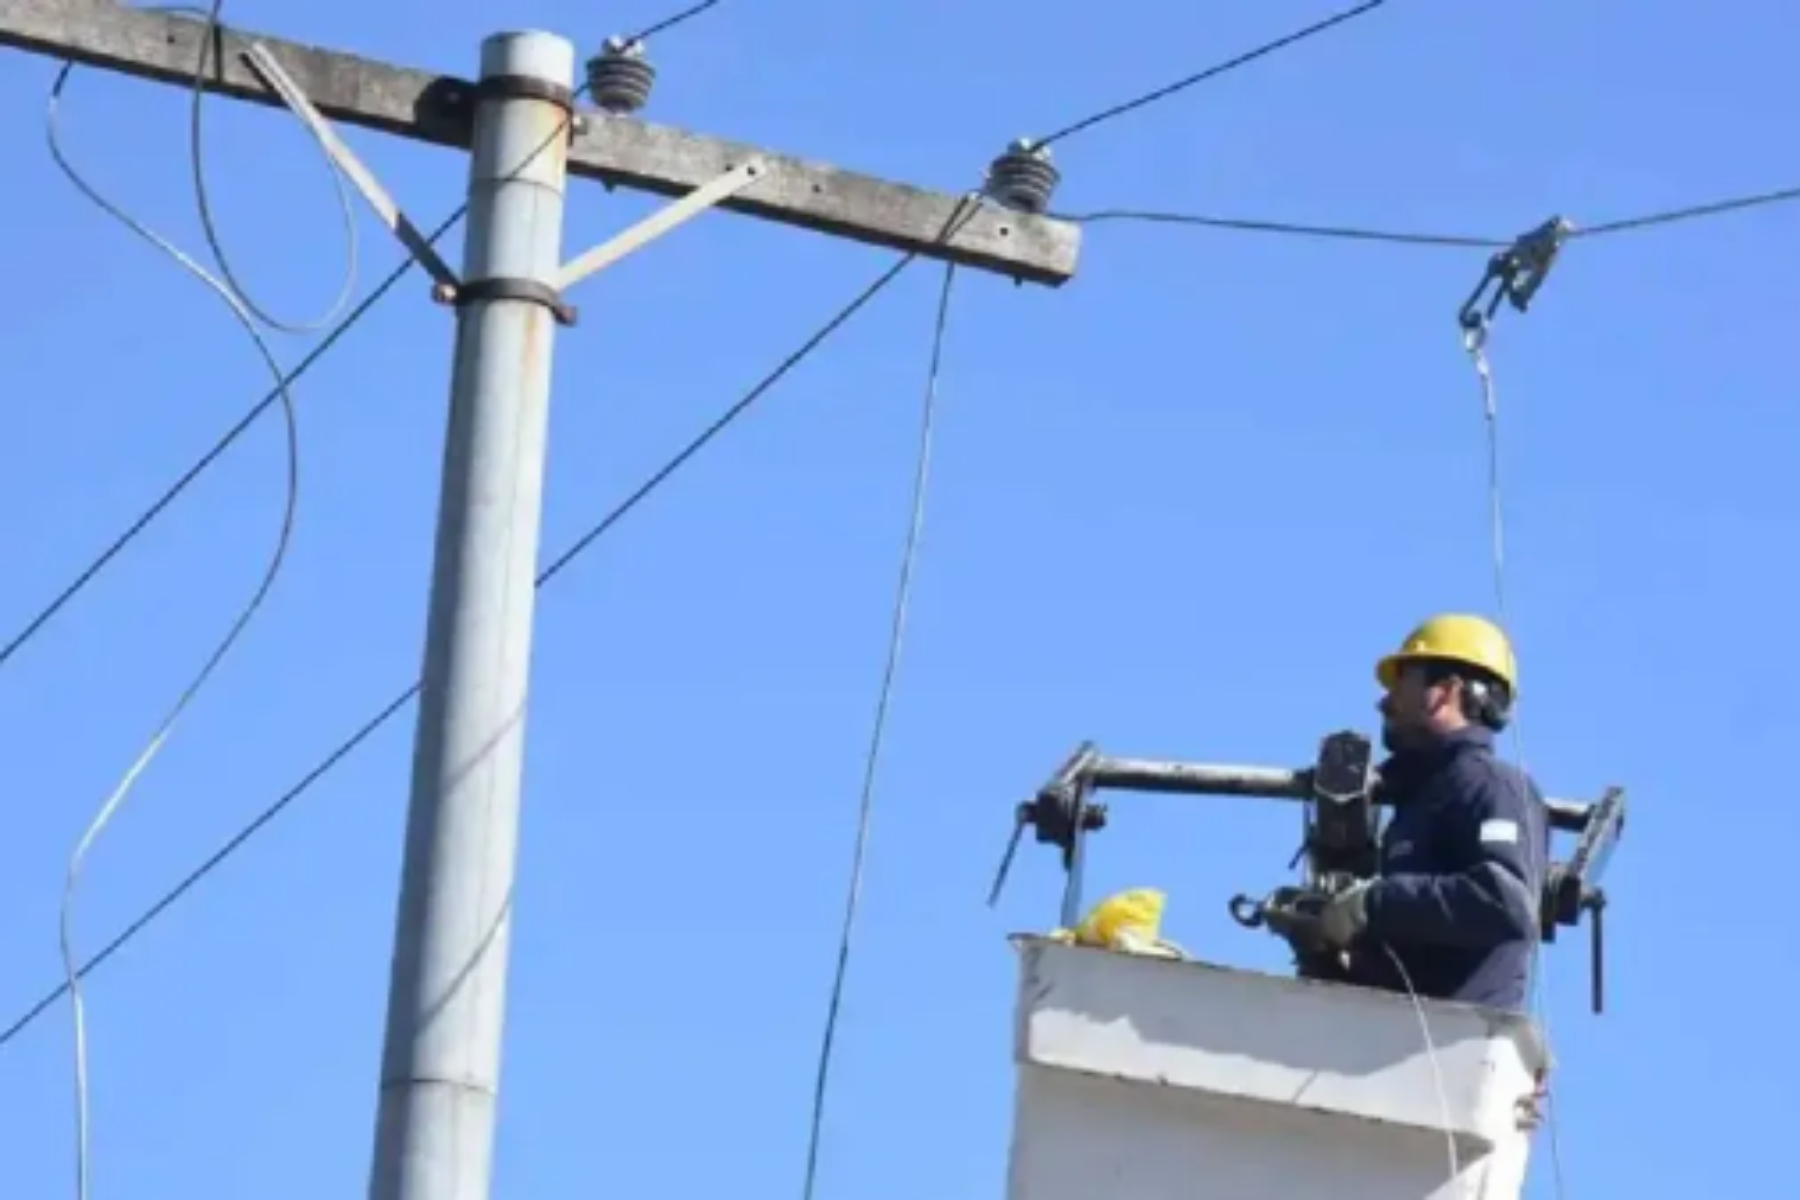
[{"left": 1048, "top": 887, "right": 1186, "bottom": 959}]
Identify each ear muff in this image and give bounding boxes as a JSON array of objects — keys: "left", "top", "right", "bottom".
[
  {"left": 1415, "top": 658, "right": 1512, "bottom": 731},
  {"left": 1459, "top": 676, "right": 1513, "bottom": 732}
]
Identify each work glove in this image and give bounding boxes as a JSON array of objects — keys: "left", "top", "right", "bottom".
[{"left": 1316, "top": 880, "right": 1373, "bottom": 948}]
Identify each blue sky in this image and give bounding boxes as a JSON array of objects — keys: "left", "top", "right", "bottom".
[{"left": 1, "top": 1, "right": 1793, "bottom": 1196}]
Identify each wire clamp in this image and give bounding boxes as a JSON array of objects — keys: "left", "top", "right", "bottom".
[{"left": 1457, "top": 215, "right": 1574, "bottom": 334}]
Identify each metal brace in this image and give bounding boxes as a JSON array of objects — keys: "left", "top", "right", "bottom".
[
  {"left": 243, "top": 41, "right": 462, "bottom": 294},
  {"left": 557, "top": 159, "right": 766, "bottom": 290},
  {"left": 246, "top": 43, "right": 760, "bottom": 312}
]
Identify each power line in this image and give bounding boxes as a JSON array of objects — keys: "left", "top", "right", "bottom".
[
  {"left": 0, "top": 684, "right": 415, "bottom": 1052},
  {"left": 1573, "top": 182, "right": 1800, "bottom": 239},
  {"left": 1063, "top": 208, "right": 1503, "bottom": 248},
  {"left": 0, "top": 225, "right": 440, "bottom": 675},
  {"left": 0, "top": 251, "right": 918, "bottom": 1056},
  {"left": 1034, "top": 0, "right": 1392, "bottom": 148},
  {"left": 799, "top": 259, "right": 960, "bottom": 1200},
  {"left": 1065, "top": 178, "right": 1800, "bottom": 251},
  {"left": 628, "top": 0, "right": 724, "bottom": 43}
]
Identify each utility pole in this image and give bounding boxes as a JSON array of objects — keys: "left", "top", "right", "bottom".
[
  {"left": 1, "top": 4, "right": 1081, "bottom": 1200},
  {"left": 367, "top": 30, "right": 572, "bottom": 1200}
]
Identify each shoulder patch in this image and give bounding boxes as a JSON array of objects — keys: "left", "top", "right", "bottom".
[{"left": 1479, "top": 818, "right": 1520, "bottom": 845}]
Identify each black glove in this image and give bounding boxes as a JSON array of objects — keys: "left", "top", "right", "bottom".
[
  {"left": 1315, "top": 880, "right": 1373, "bottom": 948},
  {"left": 1257, "top": 887, "right": 1331, "bottom": 953}
]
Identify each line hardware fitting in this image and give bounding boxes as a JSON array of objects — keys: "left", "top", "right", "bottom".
[{"left": 1458, "top": 215, "right": 1574, "bottom": 337}]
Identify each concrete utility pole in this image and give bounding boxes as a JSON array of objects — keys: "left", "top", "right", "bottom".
[
  {"left": 0, "top": 4, "right": 1081, "bottom": 1200},
  {"left": 367, "top": 31, "right": 573, "bottom": 1200}
]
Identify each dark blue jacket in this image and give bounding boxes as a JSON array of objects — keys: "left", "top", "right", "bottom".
[{"left": 1314, "top": 727, "right": 1549, "bottom": 1009}]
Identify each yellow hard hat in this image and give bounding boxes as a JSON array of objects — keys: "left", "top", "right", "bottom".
[{"left": 1376, "top": 613, "right": 1517, "bottom": 693}]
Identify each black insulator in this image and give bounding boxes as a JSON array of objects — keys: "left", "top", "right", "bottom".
[
  {"left": 985, "top": 139, "right": 1060, "bottom": 214},
  {"left": 586, "top": 37, "right": 656, "bottom": 114}
]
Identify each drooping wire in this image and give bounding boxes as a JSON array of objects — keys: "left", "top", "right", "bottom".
[
  {"left": 0, "top": 0, "right": 724, "bottom": 674},
  {"left": 799, "top": 259, "right": 962, "bottom": 1200},
  {"left": 1033, "top": 0, "right": 1392, "bottom": 148},
  {"left": 0, "top": 216, "right": 451, "bottom": 676},
  {"left": 1379, "top": 946, "right": 1463, "bottom": 1193},
  {"left": 0, "top": 81, "right": 595, "bottom": 679},
  {"left": 1063, "top": 208, "right": 1504, "bottom": 249},
  {"left": 45, "top": 0, "right": 349, "bottom": 1191},
  {"left": 0, "top": 251, "right": 919, "bottom": 1056},
  {"left": 186, "top": 0, "right": 358, "bottom": 332}
]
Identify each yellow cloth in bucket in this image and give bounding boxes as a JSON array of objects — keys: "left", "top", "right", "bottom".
[{"left": 1047, "top": 887, "right": 1186, "bottom": 959}]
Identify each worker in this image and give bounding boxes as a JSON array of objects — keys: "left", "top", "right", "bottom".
[{"left": 1302, "top": 614, "right": 1549, "bottom": 1010}]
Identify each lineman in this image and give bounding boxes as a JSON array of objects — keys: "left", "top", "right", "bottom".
[{"left": 1304, "top": 614, "right": 1549, "bottom": 1010}]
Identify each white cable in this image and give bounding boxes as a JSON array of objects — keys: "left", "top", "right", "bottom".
[
  {"left": 48, "top": 5, "right": 356, "bottom": 1198},
  {"left": 186, "top": 1, "right": 359, "bottom": 331},
  {"left": 1460, "top": 321, "right": 1543, "bottom": 992},
  {"left": 1461, "top": 320, "right": 1568, "bottom": 1199},
  {"left": 1381, "top": 945, "right": 1464, "bottom": 1196}
]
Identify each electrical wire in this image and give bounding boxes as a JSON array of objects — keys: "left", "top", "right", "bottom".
[
  {"left": 799, "top": 261, "right": 960, "bottom": 1200},
  {"left": 45, "top": 0, "right": 351, "bottom": 1193},
  {"left": 0, "top": 250, "right": 919, "bottom": 1057},
  {"left": 1379, "top": 945, "right": 1464, "bottom": 1195},
  {"left": 537, "top": 256, "right": 919, "bottom": 585},
  {"left": 7, "top": 137, "right": 1792, "bottom": 691},
  {"left": 1062, "top": 208, "right": 1504, "bottom": 249},
  {"left": 186, "top": 0, "right": 359, "bottom": 332},
  {"left": 25, "top": 4, "right": 1781, "bottom": 1176},
  {"left": 1033, "top": 0, "right": 1392, "bottom": 148},
  {"left": 1058, "top": 174, "right": 1762, "bottom": 1200},
  {"left": 0, "top": 215, "right": 454, "bottom": 676},
  {"left": 1572, "top": 182, "right": 1800, "bottom": 240},
  {"left": 1063, "top": 178, "right": 1800, "bottom": 250},
  {"left": 0, "top": 84, "right": 596, "bottom": 679},
  {"left": 1461, "top": 330, "right": 1510, "bottom": 632},
  {"left": 1459, "top": 291, "right": 1568, "bottom": 1200},
  {"left": 627, "top": 0, "right": 725, "bottom": 43},
  {"left": 0, "top": 0, "right": 730, "bottom": 671}
]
